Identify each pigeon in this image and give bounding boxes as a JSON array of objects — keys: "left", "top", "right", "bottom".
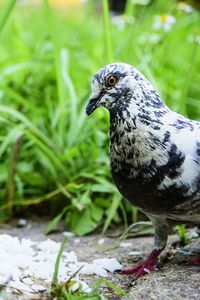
[{"left": 86, "top": 62, "right": 200, "bottom": 280}]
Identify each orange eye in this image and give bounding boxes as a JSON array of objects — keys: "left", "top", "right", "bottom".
[{"left": 106, "top": 76, "right": 118, "bottom": 87}]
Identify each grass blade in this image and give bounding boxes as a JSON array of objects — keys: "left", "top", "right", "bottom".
[
  {"left": 0, "top": 0, "right": 16, "bottom": 36},
  {"left": 24, "top": 130, "right": 65, "bottom": 174},
  {"left": 52, "top": 237, "right": 68, "bottom": 286},
  {"left": 60, "top": 48, "right": 78, "bottom": 147},
  {"left": 44, "top": 207, "right": 69, "bottom": 235},
  {"left": 6, "top": 132, "right": 23, "bottom": 218},
  {"left": 0, "top": 105, "right": 55, "bottom": 148}
]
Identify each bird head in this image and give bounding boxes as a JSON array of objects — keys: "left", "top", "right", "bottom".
[
  {"left": 86, "top": 62, "right": 137, "bottom": 116},
  {"left": 86, "top": 62, "right": 166, "bottom": 117}
]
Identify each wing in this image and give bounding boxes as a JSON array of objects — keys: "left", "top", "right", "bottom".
[{"left": 164, "top": 115, "right": 200, "bottom": 222}]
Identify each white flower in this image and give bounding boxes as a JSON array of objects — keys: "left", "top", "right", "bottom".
[
  {"left": 178, "top": 2, "right": 193, "bottom": 13},
  {"left": 111, "top": 15, "right": 134, "bottom": 31},
  {"left": 132, "top": 0, "right": 150, "bottom": 5},
  {"left": 153, "top": 15, "right": 176, "bottom": 32},
  {"left": 0, "top": 90, "right": 5, "bottom": 99},
  {"left": 139, "top": 33, "right": 160, "bottom": 44},
  {"left": 195, "top": 35, "right": 200, "bottom": 44},
  {"left": 188, "top": 34, "right": 200, "bottom": 44}
]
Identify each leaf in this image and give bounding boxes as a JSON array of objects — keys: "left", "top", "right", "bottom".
[
  {"left": 67, "top": 203, "right": 103, "bottom": 236},
  {"left": 0, "top": 105, "right": 55, "bottom": 148},
  {"left": 79, "top": 191, "right": 91, "bottom": 205},
  {"left": 0, "top": 126, "right": 23, "bottom": 158},
  {"left": 91, "top": 184, "right": 113, "bottom": 193},
  {"left": 91, "top": 202, "right": 103, "bottom": 223},
  {"left": 94, "top": 198, "right": 111, "bottom": 208},
  {"left": 102, "top": 194, "right": 122, "bottom": 234},
  {"left": 44, "top": 207, "right": 68, "bottom": 235},
  {"left": 69, "top": 209, "right": 95, "bottom": 236},
  {"left": 95, "top": 278, "right": 128, "bottom": 297},
  {"left": 94, "top": 177, "right": 116, "bottom": 193}
]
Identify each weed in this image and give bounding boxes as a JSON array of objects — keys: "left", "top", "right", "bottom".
[{"left": 0, "top": 0, "right": 199, "bottom": 233}]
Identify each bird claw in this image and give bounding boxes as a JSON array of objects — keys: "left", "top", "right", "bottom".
[
  {"left": 119, "top": 249, "right": 162, "bottom": 280},
  {"left": 120, "top": 261, "right": 162, "bottom": 280},
  {"left": 186, "top": 257, "right": 200, "bottom": 266}
]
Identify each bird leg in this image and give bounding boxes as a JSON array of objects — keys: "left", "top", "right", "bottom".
[{"left": 120, "top": 219, "right": 169, "bottom": 280}]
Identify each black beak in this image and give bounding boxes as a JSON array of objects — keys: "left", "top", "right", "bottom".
[
  {"left": 86, "top": 91, "right": 105, "bottom": 116},
  {"left": 86, "top": 97, "right": 99, "bottom": 115}
]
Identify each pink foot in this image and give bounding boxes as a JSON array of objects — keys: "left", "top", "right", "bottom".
[
  {"left": 120, "top": 249, "right": 162, "bottom": 280},
  {"left": 186, "top": 257, "right": 200, "bottom": 266}
]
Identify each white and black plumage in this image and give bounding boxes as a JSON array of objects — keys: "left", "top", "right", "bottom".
[{"left": 86, "top": 62, "right": 200, "bottom": 279}]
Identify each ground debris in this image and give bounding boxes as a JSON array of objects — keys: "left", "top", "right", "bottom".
[{"left": 0, "top": 220, "right": 200, "bottom": 300}]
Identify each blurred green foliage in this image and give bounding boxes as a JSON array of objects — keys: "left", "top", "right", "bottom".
[{"left": 0, "top": 0, "right": 199, "bottom": 235}]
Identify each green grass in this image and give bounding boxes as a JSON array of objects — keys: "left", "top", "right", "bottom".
[
  {"left": 176, "top": 224, "right": 188, "bottom": 246},
  {"left": 50, "top": 237, "right": 126, "bottom": 300},
  {"left": 0, "top": 0, "right": 199, "bottom": 234}
]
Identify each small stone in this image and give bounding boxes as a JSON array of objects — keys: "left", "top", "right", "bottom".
[
  {"left": 143, "top": 268, "right": 151, "bottom": 274},
  {"left": 62, "top": 231, "right": 75, "bottom": 237},
  {"left": 98, "top": 238, "right": 105, "bottom": 245},
  {"left": 17, "top": 219, "right": 27, "bottom": 227},
  {"left": 120, "top": 242, "right": 132, "bottom": 248},
  {"left": 74, "top": 238, "right": 81, "bottom": 244},
  {"left": 32, "top": 284, "right": 47, "bottom": 292},
  {"left": 129, "top": 251, "right": 142, "bottom": 256}
]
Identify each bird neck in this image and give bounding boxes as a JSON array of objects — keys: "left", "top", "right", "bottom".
[
  {"left": 109, "top": 80, "right": 173, "bottom": 177},
  {"left": 109, "top": 103, "right": 172, "bottom": 177},
  {"left": 109, "top": 99, "right": 170, "bottom": 135},
  {"left": 110, "top": 79, "right": 170, "bottom": 126}
]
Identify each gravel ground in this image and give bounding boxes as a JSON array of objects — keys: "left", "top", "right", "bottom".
[{"left": 0, "top": 219, "right": 199, "bottom": 300}]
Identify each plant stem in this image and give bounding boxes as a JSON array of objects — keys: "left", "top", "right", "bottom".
[
  {"left": 6, "top": 133, "right": 23, "bottom": 218},
  {"left": 102, "top": 0, "right": 113, "bottom": 63},
  {"left": 125, "top": 0, "right": 135, "bottom": 17},
  {"left": 132, "top": 206, "right": 138, "bottom": 223},
  {"left": 0, "top": 0, "right": 16, "bottom": 36},
  {"left": 43, "top": 0, "right": 67, "bottom": 142}
]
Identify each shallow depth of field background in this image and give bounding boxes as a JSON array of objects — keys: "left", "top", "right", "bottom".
[{"left": 0, "top": 0, "right": 199, "bottom": 235}]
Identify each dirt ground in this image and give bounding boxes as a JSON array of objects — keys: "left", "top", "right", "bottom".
[{"left": 0, "top": 219, "right": 200, "bottom": 300}]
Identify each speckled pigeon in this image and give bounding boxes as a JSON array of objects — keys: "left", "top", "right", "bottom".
[{"left": 86, "top": 62, "right": 200, "bottom": 280}]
